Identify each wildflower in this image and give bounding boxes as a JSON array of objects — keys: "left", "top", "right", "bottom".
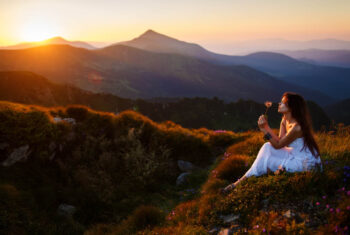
[
  {"left": 336, "top": 208, "right": 341, "bottom": 213},
  {"left": 322, "top": 195, "right": 327, "bottom": 199},
  {"left": 262, "top": 228, "right": 266, "bottom": 232},
  {"left": 214, "top": 130, "right": 226, "bottom": 133},
  {"left": 342, "top": 187, "right": 345, "bottom": 191},
  {"left": 329, "top": 208, "right": 334, "bottom": 212},
  {"left": 344, "top": 226, "right": 348, "bottom": 231},
  {"left": 264, "top": 101, "right": 272, "bottom": 117},
  {"left": 347, "top": 190, "right": 350, "bottom": 196},
  {"left": 316, "top": 202, "right": 320, "bottom": 206},
  {"left": 264, "top": 101, "right": 272, "bottom": 108},
  {"left": 326, "top": 204, "right": 330, "bottom": 208},
  {"left": 346, "top": 206, "right": 350, "bottom": 210}
]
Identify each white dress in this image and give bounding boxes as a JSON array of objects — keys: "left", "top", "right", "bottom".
[{"left": 244, "top": 137, "right": 322, "bottom": 178}]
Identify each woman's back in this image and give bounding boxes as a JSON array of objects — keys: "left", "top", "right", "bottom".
[{"left": 283, "top": 136, "right": 322, "bottom": 172}]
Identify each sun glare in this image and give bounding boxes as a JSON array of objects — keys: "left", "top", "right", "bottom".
[{"left": 20, "top": 21, "right": 59, "bottom": 42}]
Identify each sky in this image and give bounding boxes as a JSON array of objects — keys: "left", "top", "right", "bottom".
[{"left": 1, "top": 0, "right": 350, "bottom": 53}]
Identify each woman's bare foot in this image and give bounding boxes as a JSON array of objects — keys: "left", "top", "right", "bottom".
[
  {"left": 220, "top": 182, "right": 236, "bottom": 194},
  {"left": 220, "top": 176, "right": 246, "bottom": 194}
]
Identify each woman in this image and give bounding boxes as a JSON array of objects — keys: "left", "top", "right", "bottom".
[{"left": 222, "top": 92, "right": 323, "bottom": 193}]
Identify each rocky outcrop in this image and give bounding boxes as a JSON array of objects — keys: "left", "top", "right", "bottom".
[
  {"left": 176, "top": 172, "right": 190, "bottom": 186},
  {"left": 177, "top": 160, "right": 197, "bottom": 172},
  {"left": 2, "top": 145, "right": 31, "bottom": 167},
  {"left": 53, "top": 117, "right": 76, "bottom": 125},
  {"left": 57, "top": 204, "right": 76, "bottom": 217}
]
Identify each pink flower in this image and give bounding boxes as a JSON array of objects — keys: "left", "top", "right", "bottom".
[
  {"left": 329, "top": 208, "right": 334, "bottom": 212},
  {"left": 316, "top": 202, "right": 320, "bottom": 206},
  {"left": 326, "top": 204, "right": 330, "bottom": 208},
  {"left": 264, "top": 101, "right": 272, "bottom": 108},
  {"left": 342, "top": 187, "right": 345, "bottom": 191},
  {"left": 262, "top": 228, "right": 266, "bottom": 232},
  {"left": 346, "top": 206, "right": 350, "bottom": 210},
  {"left": 322, "top": 195, "right": 327, "bottom": 199},
  {"left": 336, "top": 208, "right": 341, "bottom": 213},
  {"left": 347, "top": 190, "right": 350, "bottom": 196}
]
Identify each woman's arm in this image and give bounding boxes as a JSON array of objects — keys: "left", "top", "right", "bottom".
[
  {"left": 279, "top": 117, "right": 287, "bottom": 139},
  {"left": 262, "top": 124, "right": 301, "bottom": 149},
  {"left": 262, "top": 127, "right": 280, "bottom": 142}
]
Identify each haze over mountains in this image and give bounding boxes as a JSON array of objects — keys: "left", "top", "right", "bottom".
[
  {"left": 1, "top": 29, "right": 350, "bottom": 106},
  {"left": 117, "top": 30, "right": 350, "bottom": 101},
  {"left": 0, "top": 36, "right": 96, "bottom": 50},
  {"left": 275, "top": 49, "right": 350, "bottom": 68},
  {"left": 222, "top": 38, "right": 350, "bottom": 55}
]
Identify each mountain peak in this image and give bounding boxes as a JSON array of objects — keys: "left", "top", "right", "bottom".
[
  {"left": 141, "top": 29, "right": 159, "bottom": 36},
  {"left": 137, "top": 29, "right": 173, "bottom": 40},
  {"left": 44, "top": 36, "right": 68, "bottom": 43}
]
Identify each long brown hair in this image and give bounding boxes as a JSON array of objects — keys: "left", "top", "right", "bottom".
[{"left": 282, "top": 92, "right": 320, "bottom": 158}]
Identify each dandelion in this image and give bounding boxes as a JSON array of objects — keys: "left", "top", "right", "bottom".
[{"left": 264, "top": 101, "right": 272, "bottom": 118}]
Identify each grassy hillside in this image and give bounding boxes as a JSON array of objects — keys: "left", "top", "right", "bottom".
[
  {"left": 1, "top": 101, "right": 349, "bottom": 234},
  {"left": 134, "top": 124, "right": 349, "bottom": 234},
  {"left": 0, "top": 101, "right": 241, "bottom": 234}
]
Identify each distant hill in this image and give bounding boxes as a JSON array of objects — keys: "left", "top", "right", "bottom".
[
  {"left": 117, "top": 30, "right": 350, "bottom": 101},
  {"left": 324, "top": 98, "right": 350, "bottom": 125},
  {"left": 0, "top": 71, "right": 331, "bottom": 131},
  {"left": 0, "top": 44, "right": 332, "bottom": 106},
  {"left": 0, "top": 36, "right": 96, "bottom": 50},
  {"left": 276, "top": 49, "right": 350, "bottom": 68},
  {"left": 116, "top": 29, "right": 221, "bottom": 61},
  {"left": 225, "top": 38, "right": 350, "bottom": 55},
  {"left": 222, "top": 52, "right": 350, "bottom": 100}
]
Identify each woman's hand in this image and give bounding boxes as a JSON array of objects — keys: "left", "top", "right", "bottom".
[{"left": 258, "top": 115, "right": 269, "bottom": 131}]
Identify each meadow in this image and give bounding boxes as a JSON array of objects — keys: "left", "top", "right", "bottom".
[{"left": 0, "top": 101, "right": 349, "bottom": 234}]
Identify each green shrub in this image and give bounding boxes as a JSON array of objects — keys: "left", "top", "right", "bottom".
[
  {"left": 215, "top": 154, "right": 250, "bottom": 182},
  {"left": 130, "top": 205, "right": 165, "bottom": 230},
  {"left": 66, "top": 105, "right": 89, "bottom": 121}
]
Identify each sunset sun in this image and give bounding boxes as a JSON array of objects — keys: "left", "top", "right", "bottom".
[{"left": 20, "top": 21, "right": 59, "bottom": 42}]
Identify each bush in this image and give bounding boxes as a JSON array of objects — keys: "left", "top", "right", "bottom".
[
  {"left": 208, "top": 131, "right": 237, "bottom": 147},
  {"left": 66, "top": 105, "right": 89, "bottom": 121},
  {"left": 215, "top": 154, "right": 250, "bottom": 182},
  {"left": 130, "top": 205, "right": 164, "bottom": 230}
]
